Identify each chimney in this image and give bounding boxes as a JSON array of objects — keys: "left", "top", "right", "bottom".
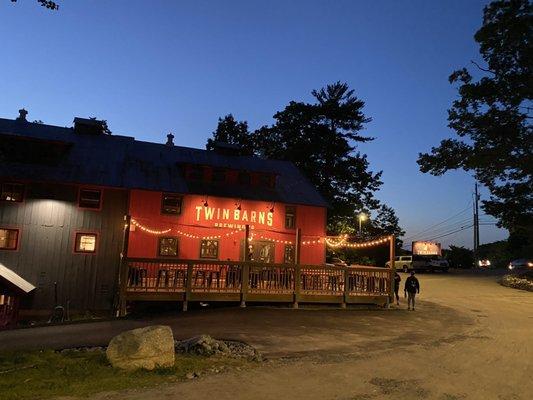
[
  {"left": 17, "top": 108, "right": 28, "bottom": 122},
  {"left": 166, "top": 133, "right": 175, "bottom": 146}
]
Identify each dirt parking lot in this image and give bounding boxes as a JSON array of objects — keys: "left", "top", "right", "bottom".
[{"left": 2, "top": 270, "right": 532, "bottom": 399}]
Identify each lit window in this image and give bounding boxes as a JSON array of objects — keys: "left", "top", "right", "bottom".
[
  {"left": 1, "top": 183, "right": 24, "bottom": 202},
  {"left": 161, "top": 194, "right": 182, "bottom": 215},
  {"left": 0, "top": 228, "right": 19, "bottom": 250},
  {"left": 284, "top": 244, "right": 295, "bottom": 263},
  {"left": 200, "top": 239, "right": 219, "bottom": 259},
  {"left": 158, "top": 237, "right": 178, "bottom": 256},
  {"left": 75, "top": 233, "right": 97, "bottom": 253},
  {"left": 285, "top": 206, "right": 296, "bottom": 229},
  {"left": 79, "top": 189, "right": 101, "bottom": 209}
]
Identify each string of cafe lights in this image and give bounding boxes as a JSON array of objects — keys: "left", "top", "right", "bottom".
[
  {"left": 130, "top": 218, "right": 390, "bottom": 248},
  {"left": 130, "top": 218, "right": 171, "bottom": 235}
]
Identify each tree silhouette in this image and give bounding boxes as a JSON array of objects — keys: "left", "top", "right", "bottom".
[
  {"left": 11, "top": 0, "right": 59, "bottom": 10},
  {"left": 418, "top": 0, "right": 532, "bottom": 255}
]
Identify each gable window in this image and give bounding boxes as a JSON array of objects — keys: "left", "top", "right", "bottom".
[
  {"left": 200, "top": 239, "right": 219, "bottom": 259},
  {"left": 258, "top": 174, "right": 274, "bottom": 188},
  {"left": 238, "top": 171, "right": 251, "bottom": 185},
  {"left": 285, "top": 206, "right": 296, "bottom": 229},
  {"left": 0, "top": 228, "right": 19, "bottom": 250},
  {"left": 74, "top": 233, "right": 97, "bottom": 253},
  {"left": 158, "top": 237, "right": 178, "bottom": 256},
  {"left": 79, "top": 189, "right": 101, "bottom": 209},
  {"left": 161, "top": 193, "right": 182, "bottom": 215},
  {"left": 187, "top": 165, "right": 205, "bottom": 181},
  {"left": 1, "top": 183, "right": 24, "bottom": 202},
  {"left": 284, "top": 244, "right": 295, "bottom": 264},
  {"left": 211, "top": 167, "right": 226, "bottom": 183}
]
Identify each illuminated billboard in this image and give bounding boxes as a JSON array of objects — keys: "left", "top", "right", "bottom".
[{"left": 412, "top": 241, "right": 442, "bottom": 256}]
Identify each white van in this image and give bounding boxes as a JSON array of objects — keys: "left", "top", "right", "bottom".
[{"left": 386, "top": 256, "right": 413, "bottom": 272}]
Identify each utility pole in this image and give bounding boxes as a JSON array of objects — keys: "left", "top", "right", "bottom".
[{"left": 473, "top": 183, "right": 480, "bottom": 266}]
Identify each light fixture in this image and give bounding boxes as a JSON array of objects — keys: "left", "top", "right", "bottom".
[
  {"left": 269, "top": 203, "right": 275, "bottom": 213},
  {"left": 202, "top": 196, "right": 209, "bottom": 207},
  {"left": 235, "top": 200, "right": 241, "bottom": 210}
]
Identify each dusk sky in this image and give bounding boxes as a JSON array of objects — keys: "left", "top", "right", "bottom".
[{"left": 0, "top": 0, "right": 507, "bottom": 248}]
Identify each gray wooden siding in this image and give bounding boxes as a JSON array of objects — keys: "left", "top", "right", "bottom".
[{"left": 0, "top": 182, "right": 127, "bottom": 311}]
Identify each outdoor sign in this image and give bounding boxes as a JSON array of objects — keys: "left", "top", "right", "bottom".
[
  {"left": 195, "top": 205, "right": 274, "bottom": 229},
  {"left": 412, "top": 241, "right": 442, "bottom": 256}
]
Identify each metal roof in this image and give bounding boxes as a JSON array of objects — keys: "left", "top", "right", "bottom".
[
  {"left": 0, "top": 263, "right": 36, "bottom": 294},
  {"left": 0, "top": 118, "right": 327, "bottom": 207}
]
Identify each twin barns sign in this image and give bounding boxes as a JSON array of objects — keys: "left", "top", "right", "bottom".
[{"left": 195, "top": 206, "right": 274, "bottom": 229}]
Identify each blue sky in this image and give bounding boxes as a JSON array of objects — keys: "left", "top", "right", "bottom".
[{"left": 0, "top": 0, "right": 507, "bottom": 248}]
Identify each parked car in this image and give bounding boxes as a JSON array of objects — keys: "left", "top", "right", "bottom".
[
  {"left": 387, "top": 255, "right": 448, "bottom": 272},
  {"left": 386, "top": 256, "right": 413, "bottom": 272},
  {"left": 326, "top": 257, "right": 348, "bottom": 267},
  {"left": 508, "top": 259, "right": 533, "bottom": 271},
  {"left": 478, "top": 259, "right": 491, "bottom": 268}
]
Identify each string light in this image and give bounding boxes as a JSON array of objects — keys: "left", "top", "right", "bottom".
[
  {"left": 257, "top": 235, "right": 293, "bottom": 245},
  {"left": 324, "top": 235, "right": 392, "bottom": 249},
  {"left": 131, "top": 218, "right": 172, "bottom": 235}
]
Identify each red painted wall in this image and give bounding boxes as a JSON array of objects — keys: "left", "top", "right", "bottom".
[{"left": 127, "top": 189, "right": 326, "bottom": 265}]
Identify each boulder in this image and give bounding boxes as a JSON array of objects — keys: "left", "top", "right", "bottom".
[{"left": 106, "top": 325, "right": 175, "bottom": 370}]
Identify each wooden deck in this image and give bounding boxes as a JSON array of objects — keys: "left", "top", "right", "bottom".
[{"left": 119, "top": 258, "right": 393, "bottom": 312}]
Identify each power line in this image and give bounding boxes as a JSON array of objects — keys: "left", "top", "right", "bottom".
[
  {"left": 425, "top": 224, "right": 474, "bottom": 241},
  {"left": 403, "top": 204, "right": 472, "bottom": 241}
]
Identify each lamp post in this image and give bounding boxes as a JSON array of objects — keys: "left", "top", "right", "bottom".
[{"left": 358, "top": 213, "right": 367, "bottom": 235}]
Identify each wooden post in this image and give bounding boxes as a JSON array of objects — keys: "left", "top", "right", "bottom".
[
  {"left": 293, "top": 264, "right": 300, "bottom": 309},
  {"left": 184, "top": 261, "right": 193, "bottom": 311},
  {"left": 117, "top": 215, "right": 131, "bottom": 317},
  {"left": 241, "top": 225, "right": 250, "bottom": 307},
  {"left": 293, "top": 228, "right": 302, "bottom": 308},
  {"left": 342, "top": 267, "right": 349, "bottom": 308},
  {"left": 389, "top": 235, "right": 396, "bottom": 305},
  {"left": 295, "top": 228, "right": 302, "bottom": 264}
]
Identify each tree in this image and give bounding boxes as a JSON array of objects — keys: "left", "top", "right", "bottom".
[
  {"left": 206, "top": 114, "right": 254, "bottom": 155},
  {"left": 367, "top": 205, "right": 405, "bottom": 246},
  {"left": 254, "top": 82, "right": 385, "bottom": 232},
  {"left": 443, "top": 245, "right": 474, "bottom": 269},
  {"left": 10, "top": 0, "right": 59, "bottom": 10},
  {"left": 417, "top": 0, "right": 532, "bottom": 252}
]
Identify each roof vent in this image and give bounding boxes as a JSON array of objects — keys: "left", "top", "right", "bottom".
[
  {"left": 166, "top": 133, "right": 174, "bottom": 146},
  {"left": 17, "top": 108, "right": 28, "bottom": 122},
  {"left": 73, "top": 117, "right": 105, "bottom": 135}
]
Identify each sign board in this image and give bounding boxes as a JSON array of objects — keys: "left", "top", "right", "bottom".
[{"left": 412, "top": 241, "right": 442, "bottom": 256}]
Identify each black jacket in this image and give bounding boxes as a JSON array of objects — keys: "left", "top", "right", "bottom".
[
  {"left": 394, "top": 273, "right": 401, "bottom": 290},
  {"left": 404, "top": 276, "right": 420, "bottom": 293}
]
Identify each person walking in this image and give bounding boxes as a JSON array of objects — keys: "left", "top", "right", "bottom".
[
  {"left": 394, "top": 272, "right": 401, "bottom": 305},
  {"left": 404, "top": 271, "right": 420, "bottom": 311}
]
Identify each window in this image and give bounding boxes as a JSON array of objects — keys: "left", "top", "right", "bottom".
[
  {"left": 79, "top": 189, "right": 101, "bottom": 209},
  {"left": 187, "top": 165, "right": 204, "bottom": 181},
  {"left": 74, "top": 233, "right": 97, "bottom": 253},
  {"left": 285, "top": 206, "right": 296, "bottom": 229},
  {"left": 258, "top": 174, "right": 274, "bottom": 188},
  {"left": 200, "top": 239, "right": 219, "bottom": 259},
  {"left": 211, "top": 168, "right": 226, "bottom": 183},
  {"left": 284, "top": 244, "right": 295, "bottom": 264},
  {"left": 0, "top": 228, "right": 19, "bottom": 250},
  {"left": 158, "top": 237, "right": 178, "bottom": 256},
  {"left": 161, "top": 194, "right": 182, "bottom": 215},
  {"left": 1, "top": 183, "right": 24, "bottom": 202},
  {"left": 238, "top": 171, "right": 251, "bottom": 185}
]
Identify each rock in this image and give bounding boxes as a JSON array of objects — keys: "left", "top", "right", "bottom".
[
  {"left": 175, "top": 335, "right": 230, "bottom": 356},
  {"left": 106, "top": 325, "right": 175, "bottom": 370},
  {"left": 186, "top": 372, "right": 195, "bottom": 379}
]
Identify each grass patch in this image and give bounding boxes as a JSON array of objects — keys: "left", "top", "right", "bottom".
[{"left": 0, "top": 349, "right": 252, "bottom": 400}]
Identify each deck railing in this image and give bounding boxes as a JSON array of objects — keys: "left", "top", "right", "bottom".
[{"left": 121, "top": 258, "right": 392, "bottom": 310}]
